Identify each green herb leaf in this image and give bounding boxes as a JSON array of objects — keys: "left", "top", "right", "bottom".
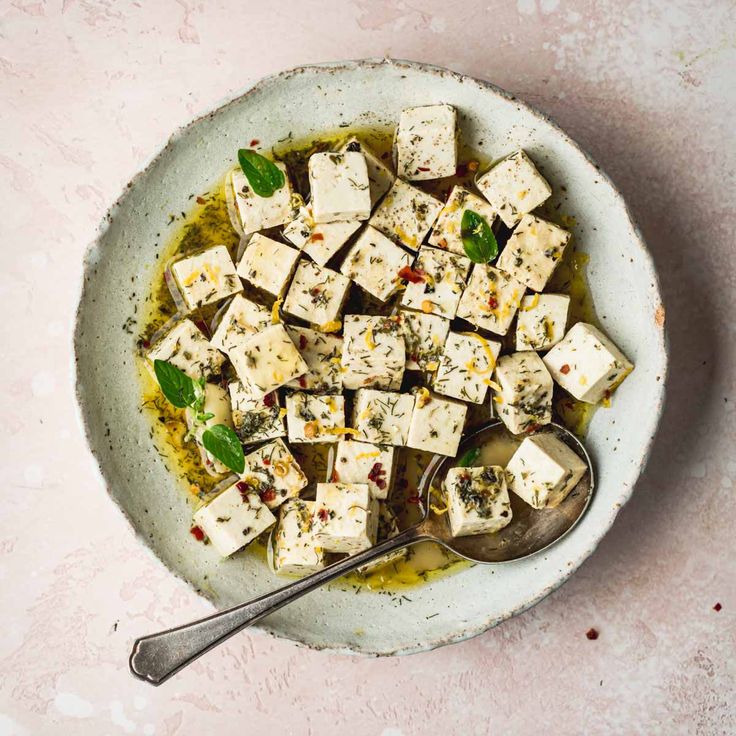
[
  {"left": 153, "top": 359, "right": 197, "bottom": 408},
  {"left": 237, "top": 149, "right": 285, "bottom": 198},
  {"left": 457, "top": 447, "right": 481, "bottom": 467},
  {"left": 202, "top": 424, "right": 245, "bottom": 474},
  {"left": 461, "top": 209, "right": 498, "bottom": 264}
]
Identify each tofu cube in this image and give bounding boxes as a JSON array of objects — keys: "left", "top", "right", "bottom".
[
  {"left": 493, "top": 352, "right": 553, "bottom": 434},
  {"left": 192, "top": 482, "right": 276, "bottom": 557},
  {"left": 312, "top": 482, "right": 378, "bottom": 554},
  {"left": 400, "top": 310, "right": 450, "bottom": 370},
  {"left": 396, "top": 104, "right": 457, "bottom": 181},
  {"left": 282, "top": 204, "right": 361, "bottom": 267},
  {"left": 475, "top": 150, "right": 552, "bottom": 227},
  {"left": 285, "top": 392, "right": 346, "bottom": 443},
  {"left": 339, "top": 137, "right": 395, "bottom": 207},
  {"left": 407, "top": 391, "right": 467, "bottom": 457},
  {"left": 210, "top": 294, "right": 271, "bottom": 354},
  {"left": 230, "top": 164, "right": 294, "bottom": 235},
  {"left": 236, "top": 233, "right": 300, "bottom": 297},
  {"left": 147, "top": 319, "right": 224, "bottom": 379},
  {"left": 285, "top": 326, "right": 343, "bottom": 393},
  {"left": 340, "top": 225, "right": 412, "bottom": 302},
  {"left": 273, "top": 498, "right": 326, "bottom": 576},
  {"left": 185, "top": 382, "right": 234, "bottom": 475},
  {"left": 333, "top": 439, "right": 395, "bottom": 499},
  {"left": 400, "top": 246, "right": 471, "bottom": 319},
  {"left": 457, "top": 264, "right": 525, "bottom": 335},
  {"left": 428, "top": 185, "right": 498, "bottom": 256},
  {"left": 516, "top": 293, "right": 570, "bottom": 351},
  {"left": 497, "top": 214, "right": 570, "bottom": 292},
  {"left": 433, "top": 331, "right": 501, "bottom": 405},
  {"left": 358, "top": 503, "right": 407, "bottom": 573},
  {"left": 444, "top": 466, "right": 512, "bottom": 537},
  {"left": 341, "top": 315, "right": 406, "bottom": 390},
  {"left": 308, "top": 151, "right": 371, "bottom": 223},
  {"left": 369, "top": 179, "right": 443, "bottom": 251},
  {"left": 543, "top": 322, "right": 634, "bottom": 403},
  {"left": 505, "top": 432, "right": 588, "bottom": 509},
  {"left": 170, "top": 245, "right": 241, "bottom": 310},
  {"left": 352, "top": 389, "right": 414, "bottom": 446},
  {"left": 229, "top": 381, "right": 285, "bottom": 444},
  {"left": 282, "top": 259, "right": 351, "bottom": 326},
  {"left": 239, "top": 438, "right": 308, "bottom": 510}
]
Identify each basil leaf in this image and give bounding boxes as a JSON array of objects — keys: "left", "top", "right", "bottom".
[
  {"left": 461, "top": 209, "right": 498, "bottom": 264},
  {"left": 153, "top": 359, "right": 197, "bottom": 409},
  {"left": 202, "top": 424, "right": 245, "bottom": 475},
  {"left": 237, "top": 149, "right": 285, "bottom": 198},
  {"left": 457, "top": 447, "right": 481, "bottom": 467}
]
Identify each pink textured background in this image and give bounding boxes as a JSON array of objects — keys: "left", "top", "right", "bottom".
[{"left": 1, "top": 1, "right": 735, "bottom": 734}]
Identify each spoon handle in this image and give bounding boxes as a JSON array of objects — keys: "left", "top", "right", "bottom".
[{"left": 129, "top": 525, "right": 425, "bottom": 685}]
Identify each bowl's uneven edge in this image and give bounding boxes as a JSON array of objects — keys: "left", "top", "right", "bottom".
[{"left": 72, "top": 58, "right": 668, "bottom": 657}]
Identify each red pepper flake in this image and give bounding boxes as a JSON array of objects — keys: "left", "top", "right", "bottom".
[
  {"left": 417, "top": 166, "right": 430, "bottom": 172},
  {"left": 250, "top": 138, "right": 260, "bottom": 147},
  {"left": 296, "top": 376, "right": 306, "bottom": 388},
  {"left": 259, "top": 488, "right": 277, "bottom": 504},
  {"left": 310, "top": 232, "right": 324, "bottom": 242},
  {"left": 407, "top": 494, "right": 422, "bottom": 505},
  {"left": 196, "top": 196, "right": 207, "bottom": 205},
  {"left": 194, "top": 319, "right": 209, "bottom": 334},
  {"left": 317, "top": 508, "right": 329, "bottom": 522},
  {"left": 367, "top": 462, "right": 387, "bottom": 490},
  {"left": 299, "top": 334, "right": 308, "bottom": 350},
  {"left": 331, "top": 469, "right": 340, "bottom": 482},
  {"left": 525, "top": 423, "right": 541, "bottom": 434},
  {"left": 262, "top": 458, "right": 271, "bottom": 466},
  {"left": 141, "top": 339, "right": 151, "bottom": 349},
  {"left": 309, "top": 286, "right": 322, "bottom": 296},
  {"left": 487, "top": 296, "right": 499, "bottom": 309},
  {"left": 236, "top": 481, "right": 251, "bottom": 499},
  {"left": 560, "top": 364, "right": 571, "bottom": 375},
  {"left": 586, "top": 628, "right": 599, "bottom": 640},
  {"left": 262, "top": 392, "right": 276, "bottom": 408},
  {"left": 190, "top": 525, "right": 205, "bottom": 542},
  {"left": 455, "top": 163, "right": 468, "bottom": 177},
  {"left": 398, "top": 265, "right": 426, "bottom": 284},
  {"left": 713, "top": 602, "right": 722, "bottom": 611}
]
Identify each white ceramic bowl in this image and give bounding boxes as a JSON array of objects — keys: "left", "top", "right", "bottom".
[{"left": 74, "top": 59, "right": 667, "bottom": 655}]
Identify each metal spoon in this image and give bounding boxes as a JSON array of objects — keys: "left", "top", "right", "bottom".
[{"left": 129, "top": 421, "right": 593, "bottom": 685}]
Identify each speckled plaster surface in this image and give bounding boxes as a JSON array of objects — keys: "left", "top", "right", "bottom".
[{"left": 0, "top": 1, "right": 734, "bottom": 734}]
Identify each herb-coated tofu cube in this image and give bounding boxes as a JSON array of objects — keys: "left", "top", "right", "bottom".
[
  {"left": 340, "top": 225, "right": 412, "bottom": 302},
  {"left": 273, "top": 498, "right": 326, "bottom": 576},
  {"left": 497, "top": 214, "right": 570, "bottom": 292},
  {"left": 400, "top": 310, "right": 449, "bottom": 371},
  {"left": 516, "top": 293, "right": 570, "bottom": 352},
  {"left": 341, "top": 315, "right": 406, "bottom": 390},
  {"left": 285, "top": 326, "right": 343, "bottom": 393},
  {"left": 282, "top": 205, "right": 361, "bottom": 267},
  {"left": 147, "top": 319, "right": 224, "bottom": 379},
  {"left": 239, "top": 438, "right": 308, "bottom": 510},
  {"left": 369, "top": 179, "right": 442, "bottom": 251},
  {"left": 170, "top": 245, "right": 242, "bottom": 310},
  {"left": 236, "top": 233, "right": 300, "bottom": 297},
  {"left": 333, "top": 439, "right": 395, "bottom": 499},
  {"left": 286, "top": 392, "right": 346, "bottom": 444},
  {"left": 185, "top": 382, "right": 234, "bottom": 475},
  {"left": 457, "top": 264, "right": 525, "bottom": 335},
  {"left": 493, "top": 352, "right": 553, "bottom": 434},
  {"left": 313, "top": 482, "right": 378, "bottom": 554},
  {"left": 282, "top": 259, "right": 351, "bottom": 326},
  {"left": 444, "top": 466, "right": 512, "bottom": 537},
  {"left": 352, "top": 389, "right": 414, "bottom": 446},
  {"left": 339, "top": 137, "right": 395, "bottom": 207},
  {"left": 505, "top": 433, "right": 587, "bottom": 509},
  {"left": 229, "top": 381, "right": 285, "bottom": 444},
  {"left": 230, "top": 164, "right": 294, "bottom": 235},
  {"left": 396, "top": 104, "right": 457, "bottom": 181},
  {"left": 358, "top": 503, "right": 407, "bottom": 573},
  {"left": 308, "top": 151, "right": 371, "bottom": 223},
  {"left": 434, "top": 331, "right": 501, "bottom": 405},
  {"left": 475, "top": 150, "right": 552, "bottom": 227},
  {"left": 543, "top": 322, "right": 634, "bottom": 404},
  {"left": 400, "top": 246, "right": 471, "bottom": 319},
  {"left": 210, "top": 294, "right": 272, "bottom": 354},
  {"left": 407, "top": 391, "right": 467, "bottom": 457},
  {"left": 192, "top": 482, "right": 276, "bottom": 557},
  {"left": 428, "top": 185, "right": 498, "bottom": 256}
]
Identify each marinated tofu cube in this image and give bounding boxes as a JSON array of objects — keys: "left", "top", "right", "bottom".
[
  {"left": 192, "top": 482, "right": 276, "bottom": 557},
  {"left": 285, "top": 392, "right": 346, "bottom": 444},
  {"left": 340, "top": 225, "right": 412, "bottom": 302},
  {"left": 282, "top": 204, "right": 361, "bottom": 267},
  {"left": 516, "top": 293, "right": 570, "bottom": 352},
  {"left": 369, "top": 179, "right": 443, "bottom": 251},
  {"left": 312, "top": 482, "right": 378, "bottom": 554},
  {"left": 339, "top": 137, "right": 395, "bottom": 207},
  {"left": 400, "top": 310, "right": 449, "bottom": 371},
  {"left": 428, "top": 185, "right": 498, "bottom": 256},
  {"left": 185, "top": 382, "right": 234, "bottom": 475},
  {"left": 170, "top": 245, "right": 242, "bottom": 310},
  {"left": 282, "top": 259, "right": 351, "bottom": 326},
  {"left": 228, "top": 323, "right": 308, "bottom": 398},
  {"left": 505, "top": 432, "right": 587, "bottom": 509},
  {"left": 543, "top": 322, "right": 634, "bottom": 404},
  {"left": 497, "top": 214, "right": 570, "bottom": 292},
  {"left": 407, "top": 391, "right": 467, "bottom": 457},
  {"left": 333, "top": 439, "right": 395, "bottom": 499},
  {"left": 147, "top": 319, "right": 225, "bottom": 379},
  {"left": 236, "top": 233, "right": 300, "bottom": 297},
  {"left": 457, "top": 264, "right": 525, "bottom": 335},
  {"left": 285, "top": 325, "right": 343, "bottom": 393},
  {"left": 444, "top": 465, "right": 512, "bottom": 537},
  {"left": 230, "top": 164, "right": 294, "bottom": 235},
  {"left": 239, "top": 439, "right": 308, "bottom": 510},
  {"left": 210, "top": 294, "right": 271, "bottom": 354},
  {"left": 475, "top": 150, "right": 552, "bottom": 227},
  {"left": 396, "top": 104, "right": 457, "bottom": 181},
  {"left": 358, "top": 503, "right": 407, "bottom": 573},
  {"left": 273, "top": 498, "right": 326, "bottom": 576},
  {"left": 434, "top": 331, "right": 501, "bottom": 405},
  {"left": 352, "top": 389, "right": 414, "bottom": 446},
  {"left": 493, "top": 352, "right": 553, "bottom": 434},
  {"left": 341, "top": 315, "right": 406, "bottom": 390},
  {"left": 229, "top": 381, "right": 285, "bottom": 444},
  {"left": 308, "top": 151, "right": 371, "bottom": 223},
  {"left": 400, "top": 246, "right": 471, "bottom": 319}
]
